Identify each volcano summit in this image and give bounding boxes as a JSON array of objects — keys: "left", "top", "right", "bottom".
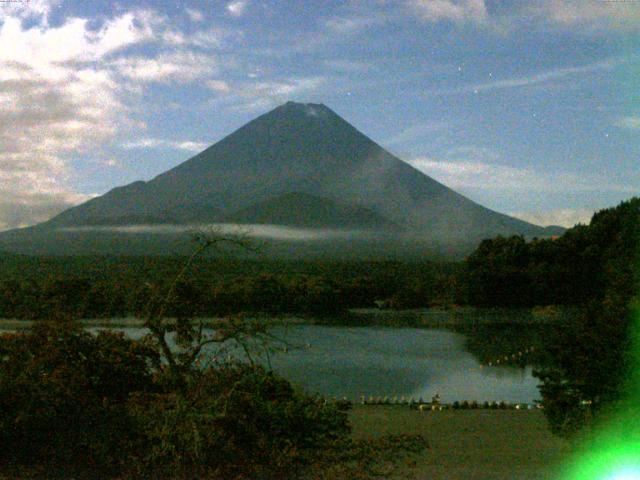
[{"left": 0, "top": 102, "right": 561, "bottom": 257}]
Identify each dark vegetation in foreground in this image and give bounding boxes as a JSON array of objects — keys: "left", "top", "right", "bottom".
[
  {"left": 0, "top": 244, "right": 429, "bottom": 480},
  {"left": 530, "top": 198, "right": 639, "bottom": 436},
  {"left": 0, "top": 235, "right": 427, "bottom": 478},
  {"left": 0, "top": 320, "right": 425, "bottom": 479},
  {"left": 448, "top": 196, "right": 639, "bottom": 437}
]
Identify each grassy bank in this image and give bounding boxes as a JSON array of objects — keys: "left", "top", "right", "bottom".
[{"left": 348, "top": 405, "right": 568, "bottom": 479}]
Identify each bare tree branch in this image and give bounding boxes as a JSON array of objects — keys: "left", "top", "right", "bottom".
[{"left": 141, "top": 230, "right": 261, "bottom": 380}]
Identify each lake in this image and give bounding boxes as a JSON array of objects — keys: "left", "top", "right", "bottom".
[{"left": 90, "top": 323, "right": 543, "bottom": 404}]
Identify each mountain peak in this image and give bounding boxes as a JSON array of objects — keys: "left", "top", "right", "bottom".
[
  {"left": 270, "top": 101, "right": 333, "bottom": 120},
  {"left": 3, "top": 102, "right": 554, "bottom": 255},
  {"left": 281, "top": 100, "right": 327, "bottom": 109}
]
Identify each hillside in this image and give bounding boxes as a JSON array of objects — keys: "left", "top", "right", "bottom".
[
  {"left": 221, "top": 192, "right": 399, "bottom": 230},
  {"left": 0, "top": 102, "right": 559, "bottom": 256}
]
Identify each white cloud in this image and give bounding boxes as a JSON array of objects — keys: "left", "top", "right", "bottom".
[
  {"left": 60, "top": 224, "right": 375, "bottom": 241},
  {"left": 186, "top": 8, "right": 204, "bottom": 22},
  {"left": 227, "top": 0, "right": 248, "bottom": 17},
  {"left": 103, "top": 158, "right": 122, "bottom": 168},
  {"left": 0, "top": 164, "right": 96, "bottom": 230},
  {"left": 0, "top": 8, "right": 212, "bottom": 230},
  {"left": 407, "top": 0, "right": 488, "bottom": 23},
  {"left": 159, "top": 27, "right": 229, "bottom": 49},
  {"left": 0, "top": 191, "right": 95, "bottom": 231},
  {"left": 189, "top": 28, "right": 226, "bottom": 48},
  {"left": 161, "top": 29, "right": 187, "bottom": 45},
  {"left": 426, "top": 58, "right": 622, "bottom": 96},
  {"left": 92, "top": 10, "right": 161, "bottom": 57},
  {"left": 510, "top": 209, "right": 594, "bottom": 228},
  {"left": 176, "top": 141, "right": 208, "bottom": 152},
  {"left": 121, "top": 138, "right": 208, "bottom": 152},
  {"left": 615, "top": 115, "right": 640, "bottom": 130},
  {"left": 238, "top": 77, "right": 326, "bottom": 110},
  {"left": 247, "top": 77, "right": 325, "bottom": 98},
  {"left": 470, "top": 60, "right": 618, "bottom": 91},
  {"left": 206, "top": 79, "right": 232, "bottom": 92},
  {"left": 402, "top": 0, "right": 640, "bottom": 32},
  {"left": 0, "top": 0, "right": 60, "bottom": 23},
  {"left": 407, "top": 149, "right": 637, "bottom": 228},
  {"left": 407, "top": 157, "right": 637, "bottom": 194},
  {"left": 324, "top": 14, "right": 386, "bottom": 34},
  {"left": 0, "top": 69, "right": 125, "bottom": 231},
  {"left": 531, "top": 0, "right": 640, "bottom": 31},
  {"left": 0, "top": 3, "right": 245, "bottom": 230},
  {"left": 0, "top": 12, "right": 160, "bottom": 72},
  {"left": 112, "top": 51, "right": 217, "bottom": 83},
  {"left": 206, "top": 76, "right": 327, "bottom": 112}
]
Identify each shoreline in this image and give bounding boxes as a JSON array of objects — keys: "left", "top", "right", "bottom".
[{"left": 0, "top": 305, "right": 569, "bottom": 330}]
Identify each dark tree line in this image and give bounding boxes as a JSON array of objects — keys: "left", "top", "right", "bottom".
[
  {"left": 0, "top": 311, "right": 427, "bottom": 479},
  {"left": 467, "top": 198, "right": 639, "bottom": 435},
  {"left": 466, "top": 224, "right": 611, "bottom": 307},
  {"left": 537, "top": 199, "right": 639, "bottom": 435},
  {"left": 466, "top": 198, "right": 640, "bottom": 434},
  {"left": 0, "top": 260, "right": 464, "bottom": 320}
]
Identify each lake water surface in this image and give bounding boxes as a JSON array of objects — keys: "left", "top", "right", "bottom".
[{"left": 99, "top": 324, "right": 541, "bottom": 404}]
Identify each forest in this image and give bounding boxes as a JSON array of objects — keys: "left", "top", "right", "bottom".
[
  {"left": 0, "top": 194, "right": 632, "bottom": 319},
  {"left": 0, "top": 198, "right": 637, "bottom": 477},
  {"left": 0, "top": 255, "right": 464, "bottom": 319}
]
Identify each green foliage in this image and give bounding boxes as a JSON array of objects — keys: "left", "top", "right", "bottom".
[
  {"left": 467, "top": 235, "right": 532, "bottom": 306},
  {"left": 465, "top": 220, "right": 615, "bottom": 307},
  {"left": 0, "top": 320, "right": 427, "bottom": 479},
  {"left": 532, "top": 198, "right": 640, "bottom": 436},
  {"left": 131, "top": 364, "right": 353, "bottom": 479},
  {"left": 465, "top": 198, "right": 640, "bottom": 435},
  {"left": 0, "top": 257, "right": 463, "bottom": 320},
  {"left": 0, "top": 231, "right": 429, "bottom": 479},
  {"left": 0, "top": 320, "right": 158, "bottom": 475}
]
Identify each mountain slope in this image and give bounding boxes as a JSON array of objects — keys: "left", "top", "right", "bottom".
[
  {"left": 0, "top": 101, "right": 558, "bottom": 256},
  {"left": 221, "top": 192, "right": 399, "bottom": 230}
]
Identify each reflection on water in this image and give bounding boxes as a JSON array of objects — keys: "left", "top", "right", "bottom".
[
  {"left": 91, "top": 324, "right": 542, "bottom": 403},
  {"left": 265, "top": 325, "right": 540, "bottom": 403}
]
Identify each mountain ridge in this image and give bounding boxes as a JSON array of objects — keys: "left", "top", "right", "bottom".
[{"left": 0, "top": 101, "right": 562, "bottom": 256}]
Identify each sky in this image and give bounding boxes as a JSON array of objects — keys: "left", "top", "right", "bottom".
[{"left": 1, "top": 0, "right": 639, "bottom": 231}]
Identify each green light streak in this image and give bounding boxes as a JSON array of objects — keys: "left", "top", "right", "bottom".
[
  {"left": 559, "top": 302, "right": 640, "bottom": 479},
  {"left": 560, "top": 437, "right": 640, "bottom": 480}
]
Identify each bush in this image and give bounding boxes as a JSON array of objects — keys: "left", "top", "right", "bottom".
[
  {"left": 132, "top": 364, "right": 351, "bottom": 479},
  {"left": 0, "top": 321, "right": 426, "bottom": 479},
  {"left": 0, "top": 320, "right": 158, "bottom": 477}
]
